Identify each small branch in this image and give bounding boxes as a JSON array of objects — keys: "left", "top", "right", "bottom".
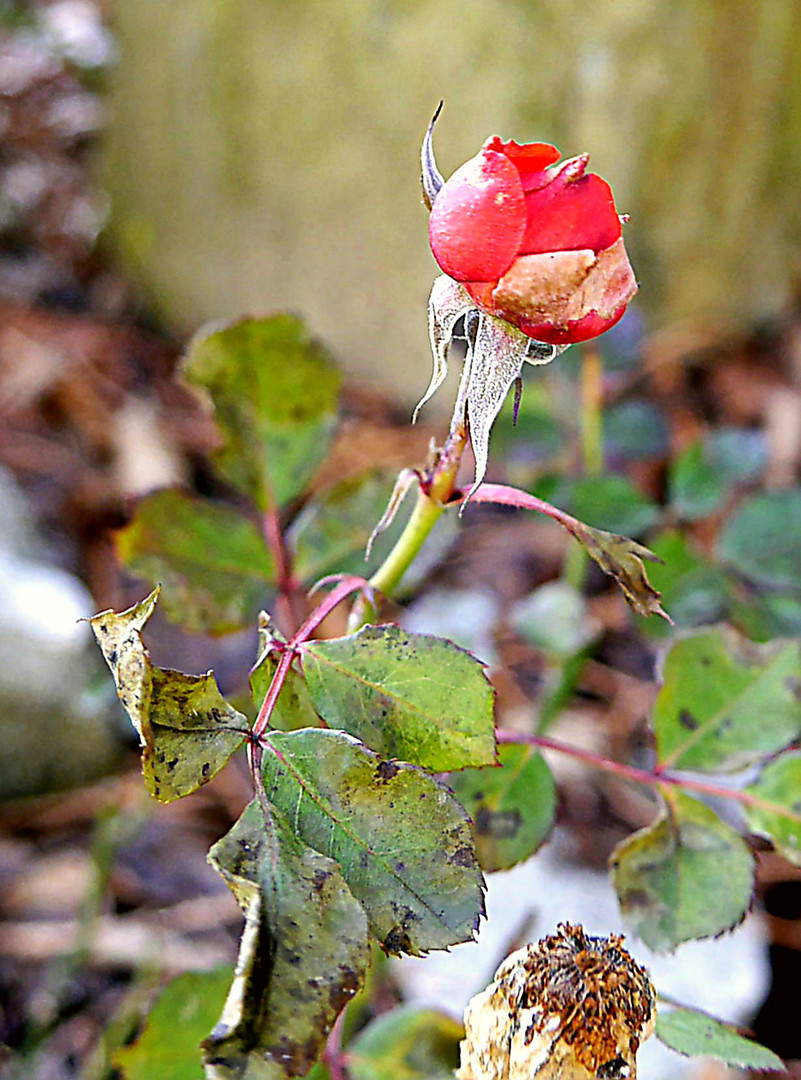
[
  {"left": 263, "top": 509, "right": 304, "bottom": 636},
  {"left": 251, "top": 576, "right": 371, "bottom": 744},
  {"left": 322, "top": 1008, "right": 348, "bottom": 1080},
  {"left": 497, "top": 729, "right": 797, "bottom": 817}
]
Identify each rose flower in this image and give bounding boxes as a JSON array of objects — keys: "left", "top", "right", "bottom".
[{"left": 427, "top": 132, "right": 636, "bottom": 346}]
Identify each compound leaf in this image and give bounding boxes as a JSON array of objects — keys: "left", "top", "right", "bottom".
[
  {"left": 261, "top": 729, "right": 485, "bottom": 955},
  {"left": 448, "top": 743, "right": 556, "bottom": 872},
  {"left": 182, "top": 316, "right": 341, "bottom": 510},
  {"left": 745, "top": 752, "right": 801, "bottom": 866},
  {"left": 655, "top": 628, "right": 801, "bottom": 773},
  {"left": 656, "top": 1006, "right": 783, "bottom": 1070},
  {"left": 611, "top": 789, "right": 753, "bottom": 952},
  {"left": 301, "top": 625, "right": 496, "bottom": 771},
  {"left": 204, "top": 802, "right": 369, "bottom": 1079},
  {"left": 116, "top": 489, "right": 275, "bottom": 635},
  {"left": 90, "top": 589, "right": 246, "bottom": 802},
  {"left": 348, "top": 1006, "right": 463, "bottom": 1080}
]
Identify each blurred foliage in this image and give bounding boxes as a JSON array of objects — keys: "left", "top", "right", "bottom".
[{"left": 106, "top": 0, "right": 801, "bottom": 399}]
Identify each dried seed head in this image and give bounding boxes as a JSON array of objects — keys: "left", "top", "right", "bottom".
[{"left": 457, "top": 923, "right": 655, "bottom": 1080}]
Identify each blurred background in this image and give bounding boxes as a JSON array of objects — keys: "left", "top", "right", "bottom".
[{"left": 2, "top": 1, "right": 801, "bottom": 1077}]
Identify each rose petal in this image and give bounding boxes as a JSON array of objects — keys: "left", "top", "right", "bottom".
[
  {"left": 520, "top": 157, "right": 622, "bottom": 256},
  {"left": 429, "top": 147, "right": 526, "bottom": 283},
  {"left": 484, "top": 136, "right": 561, "bottom": 188},
  {"left": 489, "top": 238, "right": 637, "bottom": 344}
]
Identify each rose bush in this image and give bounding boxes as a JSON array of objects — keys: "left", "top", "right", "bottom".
[{"left": 427, "top": 136, "right": 636, "bottom": 345}]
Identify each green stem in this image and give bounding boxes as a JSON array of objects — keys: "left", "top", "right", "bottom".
[
  {"left": 348, "top": 350, "right": 472, "bottom": 633},
  {"left": 369, "top": 489, "right": 444, "bottom": 601},
  {"left": 580, "top": 344, "right": 604, "bottom": 478}
]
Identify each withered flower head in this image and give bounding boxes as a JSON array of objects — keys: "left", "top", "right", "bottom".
[{"left": 457, "top": 923, "right": 655, "bottom": 1080}]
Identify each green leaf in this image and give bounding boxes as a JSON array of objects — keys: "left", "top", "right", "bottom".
[
  {"left": 610, "top": 789, "right": 753, "bottom": 952},
  {"left": 116, "top": 489, "right": 275, "bottom": 635},
  {"left": 288, "top": 471, "right": 412, "bottom": 584},
  {"left": 261, "top": 729, "right": 485, "bottom": 954},
  {"left": 568, "top": 474, "right": 660, "bottom": 536},
  {"left": 348, "top": 1006, "right": 464, "bottom": 1080},
  {"left": 90, "top": 589, "right": 246, "bottom": 802},
  {"left": 706, "top": 428, "right": 767, "bottom": 483},
  {"left": 250, "top": 619, "right": 322, "bottom": 732},
  {"left": 114, "top": 968, "right": 232, "bottom": 1080},
  {"left": 204, "top": 801, "right": 369, "bottom": 1079},
  {"left": 718, "top": 489, "right": 801, "bottom": 589},
  {"left": 448, "top": 743, "right": 556, "bottom": 872},
  {"left": 182, "top": 316, "right": 341, "bottom": 510},
  {"left": 745, "top": 752, "right": 801, "bottom": 866},
  {"left": 604, "top": 400, "right": 669, "bottom": 461},
  {"left": 301, "top": 625, "right": 496, "bottom": 771},
  {"left": 735, "top": 592, "right": 801, "bottom": 642},
  {"left": 655, "top": 1007, "right": 783, "bottom": 1070},
  {"left": 668, "top": 442, "right": 729, "bottom": 521},
  {"left": 654, "top": 628, "right": 801, "bottom": 772}
]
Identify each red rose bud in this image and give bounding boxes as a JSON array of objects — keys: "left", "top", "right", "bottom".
[{"left": 428, "top": 135, "right": 636, "bottom": 345}]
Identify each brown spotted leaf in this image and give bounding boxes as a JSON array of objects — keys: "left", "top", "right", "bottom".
[
  {"left": 90, "top": 588, "right": 246, "bottom": 802},
  {"left": 261, "top": 729, "right": 485, "bottom": 955},
  {"left": 203, "top": 801, "right": 369, "bottom": 1079},
  {"left": 655, "top": 628, "right": 801, "bottom": 773},
  {"left": 611, "top": 789, "right": 753, "bottom": 952}
]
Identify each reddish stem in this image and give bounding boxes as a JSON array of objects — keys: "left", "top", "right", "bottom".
[
  {"left": 263, "top": 508, "right": 305, "bottom": 636},
  {"left": 497, "top": 729, "right": 790, "bottom": 814},
  {"left": 322, "top": 1008, "right": 348, "bottom": 1080},
  {"left": 466, "top": 482, "right": 584, "bottom": 535},
  {"left": 250, "top": 575, "right": 372, "bottom": 745}
]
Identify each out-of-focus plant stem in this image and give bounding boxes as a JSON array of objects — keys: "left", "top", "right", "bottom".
[
  {"left": 541, "top": 346, "right": 605, "bottom": 731},
  {"left": 564, "top": 344, "right": 604, "bottom": 591}
]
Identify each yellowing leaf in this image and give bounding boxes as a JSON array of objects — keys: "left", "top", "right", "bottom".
[{"left": 90, "top": 589, "right": 246, "bottom": 802}]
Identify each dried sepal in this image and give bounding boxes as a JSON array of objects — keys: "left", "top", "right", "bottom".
[
  {"left": 464, "top": 313, "right": 531, "bottom": 502},
  {"left": 421, "top": 101, "right": 444, "bottom": 211},
  {"left": 414, "top": 275, "right": 474, "bottom": 422},
  {"left": 457, "top": 923, "right": 655, "bottom": 1080}
]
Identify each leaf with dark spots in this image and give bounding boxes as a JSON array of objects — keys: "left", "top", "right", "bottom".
[
  {"left": 678, "top": 710, "right": 699, "bottom": 731},
  {"left": 611, "top": 789, "right": 753, "bottom": 952},
  {"left": 90, "top": 589, "right": 245, "bottom": 802},
  {"left": 261, "top": 729, "right": 485, "bottom": 955},
  {"left": 301, "top": 625, "right": 496, "bottom": 771},
  {"left": 654, "top": 628, "right": 801, "bottom": 773},
  {"left": 203, "top": 801, "right": 369, "bottom": 1079},
  {"left": 447, "top": 743, "right": 556, "bottom": 872}
]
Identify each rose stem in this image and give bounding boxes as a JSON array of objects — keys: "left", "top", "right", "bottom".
[
  {"left": 497, "top": 729, "right": 800, "bottom": 818},
  {"left": 347, "top": 350, "right": 473, "bottom": 632}
]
